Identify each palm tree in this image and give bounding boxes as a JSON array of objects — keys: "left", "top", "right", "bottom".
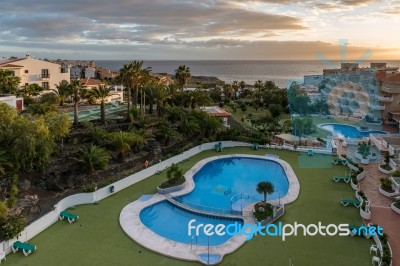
[
  {"left": 232, "top": 80, "right": 239, "bottom": 100},
  {"left": 223, "top": 84, "right": 233, "bottom": 100},
  {"left": 119, "top": 63, "right": 133, "bottom": 121},
  {"left": 69, "top": 79, "right": 84, "bottom": 125},
  {"left": 154, "top": 83, "right": 171, "bottom": 117},
  {"left": 75, "top": 144, "right": 110, "bottom": 176},
  {"left": 52, "top": 80, "right": 70, "bottom": 106},
  {"left": 254, "top": 80, "right": 264, "bottom": 100},
  {"left": 110, "top": 131, "right": 135, "bottom": 162},
  {"left": 0, "top": 69, "right": 20, "bottom": 94},
  {"left": 174, "top": 65, "right": 191, "bottom": 90},
  {"left": 256, "top": 181, "right": 275, "bottom": 203},
  {"left": 87, "top": 85, "right": 111, "bottom": 123}
]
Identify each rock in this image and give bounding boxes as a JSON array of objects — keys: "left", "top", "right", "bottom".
[{"left": 19, "top": 179, "right": 31, "bottom": 191}]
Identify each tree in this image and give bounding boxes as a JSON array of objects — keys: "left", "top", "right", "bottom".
[
  {"left": 110, "top": 131, "right": 144, "bottom": 162},
  {"left": 18, "top": 84, "right": 44, "bottom": 104},
  {"left": 0, "top": 69, "right": 20, "bottom": 94},
  {"left": 0, "top": 103, "right": 54, "bottom": 172},
  {"left": 232, "top": 80, "right": 239, "bottom": 100},
  {"left": 52, "top": 80, "right": 70, "bottom": 106},
  {"left": 87, "top": 85, "right": 111, "bottom": 123},
  {"left": 119, "top": 61, "right": 151, "bottom": 119},
  {"left": 256, "top": 181, "right": 275, "bottom": 203},
  {"left": 75, "top": 144, "right": 110, "bottom": 176},
  {"left": 269, "top": 104, "right": 283, "bottom": 119},
  {"left": 42, "top": 112, "right": 72, "bottom": 141},
  {"left": 254, "top": 80, "right": 264, "bottom": 100},
  {"left": 0, "top": 148, "right": 11, "bottom": 175},
  {"left": 69, "top": 79, "right": 84, "bottom": 125},
  {"left": 175, "top": 65, "right": 191, "bottom": 90}
]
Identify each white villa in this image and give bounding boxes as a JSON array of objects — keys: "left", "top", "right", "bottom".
[{"left": 0, "top": 54, "right": 70, "bottom": 90}]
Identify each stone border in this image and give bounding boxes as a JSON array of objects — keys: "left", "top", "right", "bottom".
[
  {"left": 119, "top": 154, "right": 300, "bottom": 264},
  {"left": 157, "top": 182, "right": 187, "bottom": 194}
]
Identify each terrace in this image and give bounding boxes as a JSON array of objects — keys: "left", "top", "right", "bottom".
[{"left": 3, "top": 147, "right": 376, "bottom": 265}]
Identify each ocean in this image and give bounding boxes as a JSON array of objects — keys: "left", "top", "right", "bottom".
[{"left": 96, "top": 60, "right": 400, "bottom": 88}]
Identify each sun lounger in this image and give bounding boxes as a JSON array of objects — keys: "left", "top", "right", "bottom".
[
  {"left": 340, "top": 199, "right": 361, "bottom": 207},
  {"left": 332, "top": 159, "right": 347, "bottom": 165},
  {"left": 252, "top": 143, "right": 258, "bottom": 150},
  {"left": 307, "top": 150, "right": 314, "bottom": 156},
  {"left": 59, "top": 210, "right": 79, "bottom": 224},
  {"left": 12, "top": 241, "right": 36, "bottom": 256},
  {"left": 332, "top": 176, "right": 351, "bottom": 183}
]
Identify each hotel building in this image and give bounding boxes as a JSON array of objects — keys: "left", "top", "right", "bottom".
[{"left": 0, "top": 54, "right": 70, "bottom": 90}]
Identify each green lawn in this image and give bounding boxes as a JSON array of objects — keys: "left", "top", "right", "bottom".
[{"left": 6, "top": 148, "right": 373, "bottom": 266}]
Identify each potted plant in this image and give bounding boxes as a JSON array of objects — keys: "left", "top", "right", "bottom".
[{"left": 379, "top": 177, "right": 397, "bottom": 198}]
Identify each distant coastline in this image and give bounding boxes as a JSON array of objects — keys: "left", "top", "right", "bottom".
[{"left": 96, "top": 60, "right": 400, "bottom": 87}]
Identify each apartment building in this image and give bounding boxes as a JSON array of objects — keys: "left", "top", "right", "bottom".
[
  {"left": 314, "top": 63, "right": 399, "bottom": 124},
  {"left": 0, "top": 54, "right": 70, "bottom": 90}
]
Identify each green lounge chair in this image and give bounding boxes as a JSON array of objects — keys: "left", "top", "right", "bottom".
[
  {"left": 215, "top": 143, "right": 222, "bottom": 152},
  {"left": 340, "top": 199, "right": 361, "bottom": 208},
  {"left": 12, "top": 241, "right": 36, "bottom": 256},
  {"left": 332, "top": 176, "right": 351, "bottom": 183},
  {"left": 252, "top": 143, "right": 258, "bottom": 150},
  {"left": 59, "top": 210, "right": 79, "bottom": 224},
  {"left": 307, "top": 150, "right": 314, "bottom": 156},
  {"left": 332, "top": 159, "right": 347, "bottom": 165}
]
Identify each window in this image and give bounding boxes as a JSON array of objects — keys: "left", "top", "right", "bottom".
[
  {"left": 41, "top": 69, "right": 50, "bottom": 78},
  {"left": 60, "top": 66, "right": 69, "bottom": 73},
  {"left": 24, "top": 69, "right": 29, "bottom": 73},
  {"left": 42, "top": 82, "right": 49, "bottom": 90}
]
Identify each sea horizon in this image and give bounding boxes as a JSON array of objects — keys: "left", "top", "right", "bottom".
[{"left": 95, "top": 60, "right": 400, "bottom": 87}]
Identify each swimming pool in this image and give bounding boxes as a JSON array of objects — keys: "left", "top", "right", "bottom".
[
  {"left": 319, "top": 123, "right": 387, "bottom": 138},
  {"left": 175, "top": 157, "right": 289, "bottom": 213},
  {"left": 120, "top": 154, "right": 299, "bottom": 263},
  {"left": 140, "top": 201, "right": 243, "bottom": 246}
]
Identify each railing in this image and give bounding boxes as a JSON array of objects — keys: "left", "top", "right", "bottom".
[
  {"left": 259, "top": 206, "right": 285, "bottom": 226},
  {"left": 41, "top": 74, "right": 50, "bottom": 79},
  {"left": 231, "top": 192, "right": 249, "bottom": 205}
]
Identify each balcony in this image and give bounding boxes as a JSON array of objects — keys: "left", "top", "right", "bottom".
[
  {"left": 370, "top": 104, "right": 385, "bottom": 111},
  {"left": 41, "top": 74, "right": 50, "bottom": 79},
  {"left": 382, "top": 86, "right": 400, "bottom": 94},
  {"left": 378, "top": 96, "right": 393, "bottom": 102}
]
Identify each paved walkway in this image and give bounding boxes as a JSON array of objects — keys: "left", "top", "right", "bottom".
[
  {"left": 360, "top": 164, "right": 393, "bottom": 207},
  {"left": 367, "top": 206, "right": 400, "bottom": 266}
]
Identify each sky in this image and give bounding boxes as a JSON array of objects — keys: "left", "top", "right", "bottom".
[{"left": 0, "top": 0, "right": 399, "bottom": 60}]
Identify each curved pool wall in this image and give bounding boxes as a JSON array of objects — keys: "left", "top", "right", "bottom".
[
  {"left": 175, "top": 157, "right": 289, "bottom": 213},
  {"left": 318, "top": 123, "right": 387, "bottom": 139},
  {"left": 140, "top": 200, "right": 243, "bottom": 246},
  {"left": 120, "top": 154, "right": 300, "bottom": 263}
]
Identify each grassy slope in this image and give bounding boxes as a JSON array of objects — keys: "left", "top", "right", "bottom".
[{"left": 6, "top": 147, "right": 372, "bottom": 266}]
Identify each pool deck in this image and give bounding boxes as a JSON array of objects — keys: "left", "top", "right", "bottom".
[{"left": 119, "top": 154, "right": 300, "bottom": 264}]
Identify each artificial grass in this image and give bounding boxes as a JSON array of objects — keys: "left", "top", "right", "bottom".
[{"left": 6, "top": 148, "right": 373, "bottom": 266}]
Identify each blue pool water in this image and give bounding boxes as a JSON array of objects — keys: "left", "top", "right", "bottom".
[
  {"left": 319, "top": 123, "right": 387, "bottom": 139},
  {"left": 175, "top": 157, "right": 289, "bottom": 212},
  {"left": 140, "top": 201, "right": 243, "bottom": 246}
]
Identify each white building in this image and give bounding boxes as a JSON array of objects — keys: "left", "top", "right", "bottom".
[
  {"left": 0, "top": 95, "right": 24, "bottom": 111},
  {"left": 0, "top": 54, "right": 70, "bottom": 90}
]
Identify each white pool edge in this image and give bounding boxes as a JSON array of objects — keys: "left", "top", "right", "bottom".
[{"left": 119, "top": 154, "right": 300, "bottom": 263}]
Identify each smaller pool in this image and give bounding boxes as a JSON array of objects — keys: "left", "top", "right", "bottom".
[
  {"left": 319, "top": 123, "right": 387, "bottom": 139},
  {"left": 140, "top": 201, "right": 243, "bottom": 246}
]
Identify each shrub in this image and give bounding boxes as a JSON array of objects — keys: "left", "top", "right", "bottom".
[{"left": 380, "top": 177, "right": 393, "bottom": 192}]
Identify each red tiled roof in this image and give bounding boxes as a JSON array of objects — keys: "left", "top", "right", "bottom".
[
  {"left": 80, "top": 78, "right": 104, "bottom": 86},
  {"left": 381, "top": 73, "right": 400, "bottom": 84}
]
